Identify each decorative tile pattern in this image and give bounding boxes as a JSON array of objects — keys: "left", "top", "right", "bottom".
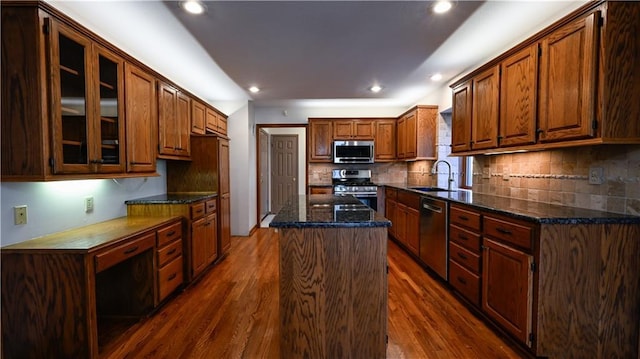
[{"left": 472, "top": 145, "right": 640, "bottom": 215}]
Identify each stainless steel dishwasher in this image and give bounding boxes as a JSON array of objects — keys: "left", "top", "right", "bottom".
[{"left": 419, "top": 196, "right": 449, "bottom": 280}]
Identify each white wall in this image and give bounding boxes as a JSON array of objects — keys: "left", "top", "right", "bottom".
[
  {"left": 228, "top": 102, "right": 257, "bottom": 236},
  {"left": 0, "top": 162, "right": 167, "bottom": 246}
]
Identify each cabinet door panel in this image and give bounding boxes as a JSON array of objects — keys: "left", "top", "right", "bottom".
[
  {"left": 49, "top": 20, "right": 92, "bottom": 174},
  {"left": 385, "top": 199, "right": 397, "bottom": 238},
  {"left": 333, "top": 120, "right": 353, "bottom": 139},
  {"left": 191, "top": 217, "right": 208, "bottom": 277},
  {"left": 175, "top": 92, "right": 191, "bottom": 157},
  {"left": 482, "top": 238, "right": 533, "bottom": 346},
  {"left": 404, "top": 113, "right": 417, "bottom": 158},
  {"left": 158, "top": 82, "right": 178, "bottom": 156},
  {"left": 405, "top": 206, "right": 420, "bottom": 256},
  {"left": 539, "top": 12, "right": 599, "bottom": 142},
  {"left": 353, "top": 120, "right": 374, "bottom": 139},
  {"left": 374, "top": 119, "right": 396, "bottom": 161},
  {"left": 191, "top": 100, "right": 206, "bottom": 135},
  {"left": 124, "top": 63, "right": 156, "bottom": 173},
  {"left": 452, "top": 81, "right": 472, "bottom": 152},
  {"left": 396, "top": 118, "right": 406, "bottom": 159},
  {"left": 309, "top": 120, "right": 333, "bottom": 162},
  {"left": 472, "top": 66, "right": 499, "bottom": 149},
  {"left": 500, "top": 44, "right": 538, "bottom": 147}
]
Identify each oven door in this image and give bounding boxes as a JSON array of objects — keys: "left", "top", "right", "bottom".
[{"left": 336, "top": 192, "right": 378, "bottom": 211}]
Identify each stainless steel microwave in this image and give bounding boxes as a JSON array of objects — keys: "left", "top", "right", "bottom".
[{"left": 333, "top": 140, "right": 374, "bottom": 164}]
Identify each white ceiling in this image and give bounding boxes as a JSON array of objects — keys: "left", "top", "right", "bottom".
[{"left": 48, "top": 0, "right": 588, "bottom": 111}]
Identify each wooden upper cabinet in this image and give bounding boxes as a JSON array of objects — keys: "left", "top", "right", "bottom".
[
  {"left": 1, "top": 7, "right": 128, "bottom": 180},
  {"left": 158, "top": 81, "right": 190, "bottom": 160},
  {"left": 499, "top": 44, "right": 538, "bottom": 147},
  {"left": 374, "top": 119, "right": 396, "bottom": 161},
  {"left": 124, "top": 63, "right": 157, "bottom": 173},
  {"left": 472, "top": 66, "right": 500, "bottom": 150},
  {"left": 451, "top": 81, "right": 472, "bottom": 153},
  {"left": 204, "top": 106, "right": 227, "bottom": 136},
  {"left": 397, "top": 106, "right": 438, "bottom": 160},
  {"left": 538, "top": 11, "right": 599, "bottom": 143},
  {"left": 308, "top": 119, "right": 333, "bottom": 162},
  {"left": 333, "top": 119, "right": 374, "bottom": 140},
  {"left": 191, "top": 100, "right": 206, "bottom": 135}
]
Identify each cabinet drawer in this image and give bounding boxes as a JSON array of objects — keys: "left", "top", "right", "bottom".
[
  {"left": 95, "top": 232, "right": 155, "bottom": 273},
  {"left": 157, "top": 221, "right": 182, "bottom": 248},
  {"left": 158, "top": 255, "right": 183, "bottom": 302},
  {"left": 449, "top": 224, "right": 481, "bottom": 252},
  {"left": 449, "top": 241, "right": 480, "bottom": 273},
  {"left": 385, "top": 187, "right": 397, "bottom": 200},
  {"left": 158, "top": 239, "right": 182, "bottom": 267},
  {"left": 205, "top": 200, "right": 217, "bottom": 213},
  {"left": 450, "top": 205, "right": 481, "bottom": 231},
  {"left": 449, "top": 260, "right": 481, "bottom": 307},
  {"left": 397, "top": 190, "right": 420, "bottom": 208},
  {"left": 190, "top": 202, "right": 206, "bottom": 220},
  {"left": 309, "top": 186, "right": 333, "bottom": 195},
  {"left": 484, "top": 215, "right": 534, "bottom": 251}
]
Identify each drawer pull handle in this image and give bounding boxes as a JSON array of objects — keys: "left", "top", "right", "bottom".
[
  {"left": 196, "top": 209, "right": 204, "bottom": 213},
  {"left": 457, "top": 253, "right": 468, "bottom": 260},
  {"left": 123, "top": 246, "right": 139, "bottom": 255},
  {"left": 496, "top": 227, "right": 513, "bottom": 235},
  {"left": 167, "top": 248, "right": 177, "bottom": 256},
  {"left": 458, "top": 215, "right": 469, "bottom": 221},
  {"left": 457, "top": 277, "right": 467, "bottom": 285},
  {"left": 166, "top": 230, "right": 176, "bottom": 237},
  {"left": 458, "top": 234, "right": 468, "bottom": 240},
  {"left": 168, "top": 273, "right": 177, "bottom": 281}
]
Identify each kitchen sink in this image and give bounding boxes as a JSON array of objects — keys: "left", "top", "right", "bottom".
[{"left": 409, "top": 187, "right": 454, "bottom": 192}]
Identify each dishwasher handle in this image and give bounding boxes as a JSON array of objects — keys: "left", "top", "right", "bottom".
[{"left": 422, "top": 202, "right": 443, "bottom": 213}]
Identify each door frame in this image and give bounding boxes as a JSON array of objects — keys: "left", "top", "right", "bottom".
[{"left": 255, "top": 124, "right": 308, "bottom": 226}]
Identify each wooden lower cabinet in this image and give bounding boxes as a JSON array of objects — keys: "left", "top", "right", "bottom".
[
  {"left": 127, "top": 196, "right": 219, "bottom": 283},
  {"left": 1, "top": 216, "right": 181, "bottom": 358},
  {"left": 191, "top": 212, "right": 217, "bottom": 278},
  {"left": 482, "top": 238, "right": 533, "bottom": 346},
  {"left": 385, "top": 188, "right": 420, "bottom": 257}
]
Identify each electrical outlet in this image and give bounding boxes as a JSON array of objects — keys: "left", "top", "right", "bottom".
[
  {"left": 588, "top": 167, "right": 605, "bottom": 185},
  {"left": 14, "top": 205, "right": 27, "bottom": 225},
  {"left": 84, "top": 196, "right": 94, "bottom": 213}
]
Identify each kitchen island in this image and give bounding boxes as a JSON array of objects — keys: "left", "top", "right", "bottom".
[{"left": 270, "top": 195, "right": 390, "bottom": 359}]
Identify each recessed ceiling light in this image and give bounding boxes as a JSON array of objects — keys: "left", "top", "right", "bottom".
[
  {"left": 430, "top": 73, "right": 443, "bottom": 81},
  {"left": 433, "top": 1, "right": 452, "bottom": 14},
  {"left": 370, "top": 85, "right": 382, "bottom": 93},
  {"left": 249, "top": 86, "right": 260, "bottom": 93},
  {"left": 181, "top": 1, "right": 206, "bottom": 15}
]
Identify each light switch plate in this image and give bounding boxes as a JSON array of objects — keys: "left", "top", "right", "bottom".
[
  {"left": 589, "top": 167, "right": 604, "bottom": 185},
  {"left": 14, "top": 205, "right": 27, "bottom": 225}
]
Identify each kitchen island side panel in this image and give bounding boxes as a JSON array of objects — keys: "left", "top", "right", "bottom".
[
  {"left": 537, "top": 223, "right": 640, "bottom": 358},
  {"left": 279, "top": 227, "right": 387, "bottom": 359}
]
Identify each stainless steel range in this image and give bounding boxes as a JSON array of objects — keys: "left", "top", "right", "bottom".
[{"left": 332, "top": 169, "right": 378, "bottom": 210}]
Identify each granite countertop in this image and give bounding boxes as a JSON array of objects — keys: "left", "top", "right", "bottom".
[
  {"left": 125, "top": 192, "right": 218, "bottom": 205},
  {"left": 383, "top": 184, "right": 640, "bottom": 225},
  {"left": 269, "top": 194, "right": 391, "bottom": 229}
]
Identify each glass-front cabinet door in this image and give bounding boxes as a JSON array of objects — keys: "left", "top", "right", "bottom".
[
  {"left": 48, "top": 19, "right": 125, "bottom": 174},
  {"left": 93, "top": 45, "right": 125, "bottom": 173}
]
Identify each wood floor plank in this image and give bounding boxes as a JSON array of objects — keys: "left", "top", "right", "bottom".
[{"left": 100, "top": 228, "right": 524, "bottom": 359}]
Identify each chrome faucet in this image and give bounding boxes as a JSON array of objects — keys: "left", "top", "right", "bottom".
[{"left": 431, "top": 160, "right": 454, "bottom": 191}]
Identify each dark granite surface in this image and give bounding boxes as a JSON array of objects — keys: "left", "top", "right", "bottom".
[
  {"left": 384, "top": 184, "right": 640, "bottom": 225},
  {"left": 269, "top": 195, "right": 391, "bottom": 228},
  {"left": 125, "top": 192, "right": 217, "bottom": 205}
]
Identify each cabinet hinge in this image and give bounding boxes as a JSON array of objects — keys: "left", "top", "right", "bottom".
[
  {"left": 42, "top": 18, "right": 50, "bottom": 35},
  {"left": 529, "top": 333, "right": 535, "bottom": 343},
  {"left": 597, "top": 15, "right": 604, "bottom": 27},
  {"left": 386, "top": 265, "right": 389, "bottom": 274},
  {"left": 386, "top": 335, "right": 389, "bottom": 344},
  {"left": 538, "top": 45, "right": 542, "bottom": 57},
  {"left": 49, "top": 157, "right": 54, "bottom": 168},
  {"left": 531, "top": 262, "right": 536, "bottom": 272},
  {"left": 592, "top": 119, "right": 598, "bottom": 130}
]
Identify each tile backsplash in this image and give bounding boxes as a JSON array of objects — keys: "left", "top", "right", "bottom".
[
  {"left": 308, "top": 162, "right": 408, "bottom": 185},
  {"left": 472, "top": 145, "right": 640, "bottom": 215}
]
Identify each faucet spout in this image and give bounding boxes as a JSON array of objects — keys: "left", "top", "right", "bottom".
[{"left": 432, "top": 160, "right": 454, "bottom": 191}]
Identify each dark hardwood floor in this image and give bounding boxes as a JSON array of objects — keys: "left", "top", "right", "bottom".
[{"left": 100, "top": 228, "right": 524, "bottom": 358}]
